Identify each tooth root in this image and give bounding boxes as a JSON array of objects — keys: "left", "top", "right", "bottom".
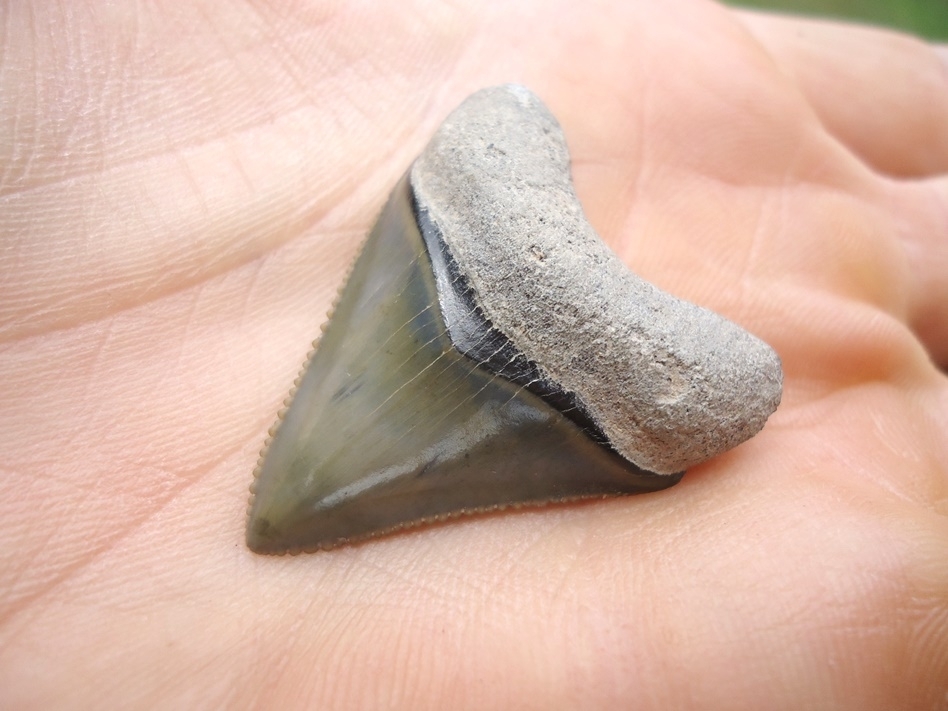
[
  {"left": 246, "top": 85, "right": 781, "bottom": 555},
  {"left": 410, "top": 84, "right": 783, "bottom": 476}
]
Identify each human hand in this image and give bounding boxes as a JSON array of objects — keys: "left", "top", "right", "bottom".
[{"left": 1, "top": 1, "right": 946, "bottom": 708}]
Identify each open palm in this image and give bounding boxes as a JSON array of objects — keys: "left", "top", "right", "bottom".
[{"left": 2, "top": 1, "right": 946, "bottom": 708}]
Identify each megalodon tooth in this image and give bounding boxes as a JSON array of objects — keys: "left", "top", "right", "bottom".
[{"left": 246, "top": 84, "right": 783, "bottom": 554}]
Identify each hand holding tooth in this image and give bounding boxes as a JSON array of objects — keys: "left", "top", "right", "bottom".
[{"left": 4, "top": 3, "right": 947, "bottom": 708}]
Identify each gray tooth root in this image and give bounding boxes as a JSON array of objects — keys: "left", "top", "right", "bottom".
[{"left": 410, "top": 84, "right": 783, "bottom": 475}]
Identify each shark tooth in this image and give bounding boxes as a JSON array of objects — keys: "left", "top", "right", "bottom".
[{"left": 246, "top": 85, "right": 782, "bottom": 554}]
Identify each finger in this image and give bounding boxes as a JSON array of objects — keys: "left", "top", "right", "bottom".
[
  {"left": 885, "top": 174, "right": 948, "bottom": 366},
  {"left": 736, "top": 11, "right": 948, "bottom": 179}
]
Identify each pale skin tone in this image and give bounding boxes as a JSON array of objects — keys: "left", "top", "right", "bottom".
[{"left": 1, "top": 0, "right": 947, "bottom": 708}]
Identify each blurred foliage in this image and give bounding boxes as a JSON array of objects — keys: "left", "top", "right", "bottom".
[{"left": 726, "top": 0, "right": 948, "bottom": 39}]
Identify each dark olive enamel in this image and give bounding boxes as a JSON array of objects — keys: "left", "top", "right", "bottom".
[{"left": 246, "top": 176, "right": 681, "bottom": 554}]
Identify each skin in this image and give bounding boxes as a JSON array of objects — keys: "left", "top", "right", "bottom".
[{"left": 1, "top": 0, "right": 946, "bottom": 708}]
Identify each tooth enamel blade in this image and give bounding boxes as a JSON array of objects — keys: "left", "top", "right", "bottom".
[{"left": 246, "top": 177, "right": 677, "bottom": 554}]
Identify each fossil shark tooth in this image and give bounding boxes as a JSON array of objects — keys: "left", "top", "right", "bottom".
[{"left": 246, "top": 85, "right": 783, "bottom": 554}]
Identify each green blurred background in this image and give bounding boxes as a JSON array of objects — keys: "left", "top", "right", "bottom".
[{"left": 725, "top": 0, "right": 948, "bottom": 39}]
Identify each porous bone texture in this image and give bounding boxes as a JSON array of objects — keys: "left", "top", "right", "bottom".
[{"left": 410, "top": 84, "right": 782, "bottom": 474}]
